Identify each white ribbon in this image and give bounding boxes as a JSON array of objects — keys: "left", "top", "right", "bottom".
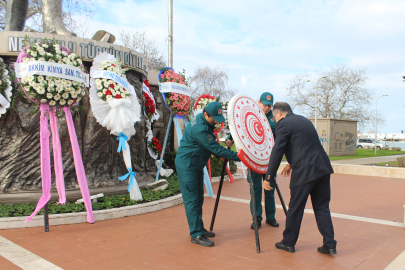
[
  {"left": 92, "top": 70, "right": 135, "bottom": 97},
  {"left": 0, "top": 93, "right": 9, "bottom": 109},
  {"left": 159, "top": 82, "right": 190, "bottom": 96},
  {"left": 14, "top": 61, "right": 89, "bottom": 87}
]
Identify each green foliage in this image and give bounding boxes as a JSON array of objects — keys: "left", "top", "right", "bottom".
[
  {"left": 328, "top": 149, "right": 405, "bottom": 160},
  {"left": 0, "top": 175, "right": 180, "bottom": 218},
  {"left": 165, "top": 151, "right": 177, "bottom": 171},
  {"left": 209, "top": 155, "right": 237, "bottom": 177}
]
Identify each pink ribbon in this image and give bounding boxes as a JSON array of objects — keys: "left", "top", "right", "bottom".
[
  {"left": 49, "top": 110, "right": 66, "bottom": 204},
  {"left": 63, "top": 107, "right": 94, "bottom": 223},
  {"left": 26, "top": 104, "right": 52, "bottom": 222}
]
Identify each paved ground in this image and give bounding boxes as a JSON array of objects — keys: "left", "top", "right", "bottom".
[{"left": 0, "top": 171, "right": 404, "bottom": 269}]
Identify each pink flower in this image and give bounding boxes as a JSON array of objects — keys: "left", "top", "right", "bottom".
[{"left": 160, "top": 74, "right": 164, "bottom": 78}]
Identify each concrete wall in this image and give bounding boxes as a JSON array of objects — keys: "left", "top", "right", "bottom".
[{"left": 309, "top": 118, "right": 357, "bottom": 156}]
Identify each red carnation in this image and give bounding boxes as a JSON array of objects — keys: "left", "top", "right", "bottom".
[
  {"left": 112, "top": 64, "right": 116, "bottom": 67},
  {"left": 106, "top": 90, "right": 112, "bottom": 96},
  {"left": 109, "top": 84, "right": 115, "bottom": 89},
  {"left": 115, "top": 94, "right": 121, "bottom": 99}
]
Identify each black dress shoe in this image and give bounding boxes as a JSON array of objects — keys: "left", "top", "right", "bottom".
[
  {"left": 251, "top": 220, "right": 261, "bottom": 230},
  {"left": 317, "top": 245, "right": 337, "bottom": 255},
  {"left": 204, "top": 229, "right": 215, "bottom": 238},
  {"left": 266, "top": 219, "right": 279, "bottom": 227},
  {"left": 191, "top": 235, "right": 214, "bottom": 247},
  {"left": 275, "top": 241, "right": 295, "bottom": 253}
]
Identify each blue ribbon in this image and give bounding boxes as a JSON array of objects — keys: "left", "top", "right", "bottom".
[
  {"left": 119, "top": 167, "right": 136, "bottom": 192},
  {"left": 117, "top": 132, "right": 128, "bottom": 153}
]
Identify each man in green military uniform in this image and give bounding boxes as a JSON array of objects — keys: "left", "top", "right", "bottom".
[
  {"left": 226, "top": 92, "right": 279, "bottom": 230},
  {"left": 175, "top": 102, "right": 240, "bottom": 247}
]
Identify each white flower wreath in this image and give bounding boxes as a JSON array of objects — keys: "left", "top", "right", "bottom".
[{"left": 0, "top": 57, "right": 12, "bottom": 117}]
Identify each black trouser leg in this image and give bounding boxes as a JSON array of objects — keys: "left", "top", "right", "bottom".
[
  {"left": 310, "top": 175, "right": 337, "bottom": 249},
  {"left": 282, "top": 183, "right": 311, "bottom": 247}
]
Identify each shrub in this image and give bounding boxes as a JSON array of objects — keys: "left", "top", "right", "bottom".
[
  {"left": 391, "top": 147, "right": 402, "bottom": 151},
  {"left": 209, "top": 155, "right": 238, "bottom": 177},
  {"left": 0, "top": 174, "right": 181, "bottom": 217},
  {"left": 165, "top": 151, "right": 177, "bottom": 171},
  {"left": 382, "top": 146, "right": 390, "bottom": 150},
  {"left": 397, "top": 157, "right": 405, "bottom": 167},
  {"left": 364, "top": 145, "right": 370, "bottom": 149}
]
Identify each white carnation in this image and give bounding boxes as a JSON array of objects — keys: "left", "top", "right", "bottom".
[
  {"left": 47, "top": 93, "right": 53, "bottom": 99},
  {"left": 49, "top": 100, "right": 56, "bottom": 106},
  {"left": 97, "top": 92, "right": 103, "bottom": 97},
  {"left": 59, "top": 99, "right": 66, "bottom": 105},
  {"left": 96, "top": 83, "right": 103, "bottom": 90},
  {"left": 23, "top": 58, "right": 29, "bottom": 64},
  {"left": 62, "top": 93, "right": 69, "bottom": 99},
  {"left": 95, "top": 79, "right": 101, "bottom": 84},
  {"left": 106, "top": 95, "right": 112, "bottom": 101},
  {"left": 67, "top": 100, "right": 74, "bottom": 105},
  {"left": 41, "top": 99, "right": 47, "bottom": 103},
  {"left": 54, "top": 94, "right": 61, "bottom": 101}
]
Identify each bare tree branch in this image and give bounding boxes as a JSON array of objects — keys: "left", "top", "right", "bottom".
[
  {"left": 189, "top": 66, "right": 236, "bottom": 102},
  {"left": 117, "top": 29, "right": 166, "bottom": 70},
  {"left": 286, "top": 64, "right": 384, "bottom": 130}
]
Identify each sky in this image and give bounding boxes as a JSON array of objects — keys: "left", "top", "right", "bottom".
[{"left": 78, "top": 0, "right": 404, "bottom": 133}]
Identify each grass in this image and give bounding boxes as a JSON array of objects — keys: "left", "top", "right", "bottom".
[
  {"left": 220, "top": 142, "right": 405, "bottom": 161},
  {"left": 374, "top": 161, "right": 399, "bottom": 167},
  {"left": 328, "top": 149, "right": 405, "bottom": 160}
]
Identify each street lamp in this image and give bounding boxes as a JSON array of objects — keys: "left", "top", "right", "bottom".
[
  {"left": 315, "top": 76, "right": 328, "bottom": 130},
  {"left": 375, "top": 95, "right": 388, "bottom": 155}
]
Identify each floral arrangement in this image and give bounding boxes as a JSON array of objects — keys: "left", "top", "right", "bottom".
[
  {"left": 159, "top": 68, "right": 186, "bottom": 85},
  {"left": 194, "top": 95, "right": 217, "bottom": 110},
  {"left": 95, "top": 58, "right": 129, "bottom": 102},
  {"left": 159, "top": 67, "right": 191, "bottom": 117},
  {"left": 165, "top": 92, "right": 191, "bottom": 116},
  {"left": 19, "top": 38, "right": 87, "bottom": 108},
  {"left": 220, "top": 101, "right": 229, "bottom": 110},
  {"left": 148, "top": 137, "right": 163, "bottom": 154},
  {"left": 142, "top": 80, "right": 156, "bottom": 121},
  {"left": 0, "top": 57, "right": 12, "bottom": 115}
]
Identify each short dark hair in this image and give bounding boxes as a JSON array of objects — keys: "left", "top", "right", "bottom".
[
  {"left": 273, "top": 102, "right": 292, "bottom": 114},
  {"left": 203, "top": 108, "right": 212, "bottom": 118}
]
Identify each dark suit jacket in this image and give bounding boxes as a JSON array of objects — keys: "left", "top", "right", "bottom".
[{"left": 265, "top": 112, "right": 333, "bottom": 187}]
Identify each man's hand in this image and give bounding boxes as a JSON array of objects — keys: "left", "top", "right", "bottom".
[
  {"left": 281, "top": 164, "right": 292, "bottom": 177},
  {"left": 225, "top": 139, "right": 234, "bottom": 148},
  {"left": 263, "top": 179, "right": 273, "bottom": 191}
]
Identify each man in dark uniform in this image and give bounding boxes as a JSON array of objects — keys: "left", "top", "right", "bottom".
[
  {"left": 175, "top": 102, "right": 240, "bottom": 247},
  {"left": 225, "top": 92, "right": 279, "bottom": 230},
  {"left": 264, "top": 102, "right": 337, "bottom": 254}
]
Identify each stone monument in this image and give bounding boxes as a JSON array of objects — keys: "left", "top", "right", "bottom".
[{"left": 0, "top": 1, "right": 171, "bottom": 203}]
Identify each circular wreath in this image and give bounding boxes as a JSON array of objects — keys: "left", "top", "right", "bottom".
[
  {"left": 142, "top": 79, "right": 159, "bottom": 123},
  {"left": 16, "top": 39, "right": 87, "bottom": 108},
  {"left": 194, "top": 94, "right": 224, "bottom": 134},
  {"left": 89, "top": 52, "right": 141, "bottom": 137},
  {"left": 158, "top": 67, "right": 191, "bottom": 118},
  {"left": 0, "top": 57, "right": 12, "bottom": 117}
]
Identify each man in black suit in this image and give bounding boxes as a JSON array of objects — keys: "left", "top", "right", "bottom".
[{"left": 264, "top": 102, "right": 337, "bottom": 254}]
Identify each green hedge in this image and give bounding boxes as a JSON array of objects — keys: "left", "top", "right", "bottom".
[{"left": 0, "top": 174, "right": 180, "bottom": 218}]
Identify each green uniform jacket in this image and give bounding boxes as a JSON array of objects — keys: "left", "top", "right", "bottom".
[{"left": 175, "top": 113, "right": 240, "bottom": 172}]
